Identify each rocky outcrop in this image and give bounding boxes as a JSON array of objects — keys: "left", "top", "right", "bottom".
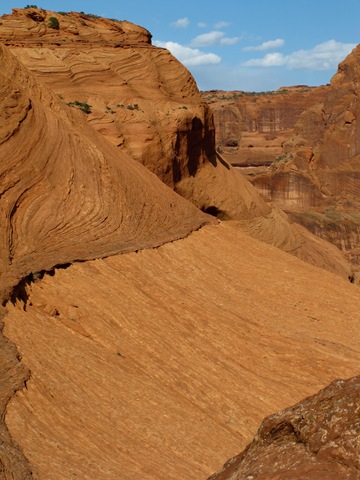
[
  {"left": 203, "top": 87, "right": 327, "bottom": 168},
  {"left": 0, "top": 8, "right": 353, "bottom": 278},
  {"left": 209, "top": 375, "right": 360, "bottom": 480},
  {"left": 0, "top": 42, "right": 210, "bottom": 303},
  {"left": 0, "top": 8, "right": 152, "bottom": 45},
  {"left": 242, "top": 46, "right": 360, "bottom": 268},
  {"left": 0, "top": 9, "right": 359, "bottom": 480},
  {"left": 5, "top": 224, "right": 360, "bottom": 480}
]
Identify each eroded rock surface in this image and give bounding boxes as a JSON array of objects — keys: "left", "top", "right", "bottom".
[
  {"left": 211, "top": 45, "right": 360, "bottom": 269},
  {"left": 0, "top": 8, "right": 359, "bottom": 480},
  {"left": 5, "top": 224, "right": 360, "bottom": 479},
  {"left": 0, "top": 42, "right": 210, "bottom": 302},
  {"left": 203, "top": 86, "right": 327, "bottom": 169},
  {"left": 0, "top": 8, "right": 352, "bottom": 278},
  {"left": 209, "top": 375, "right": 360, "bottom": 480}
]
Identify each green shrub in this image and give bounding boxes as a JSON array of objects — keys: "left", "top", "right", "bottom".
[
  {"left": 67, "top": 100, "right": 92, "bottom": 114},
  {"left": 48, "top": 16, "right": 59, "bottom": 29},
  {"left": 25, "top": 4, "right": 38, "bottom": 8}
]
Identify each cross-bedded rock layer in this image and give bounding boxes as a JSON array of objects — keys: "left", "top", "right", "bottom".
[
  {"left": 0, "top": 7, "right": 352, "bottom": 278},
  {"left": 0, "top": 8, "right": 359, "bottom": 480}
]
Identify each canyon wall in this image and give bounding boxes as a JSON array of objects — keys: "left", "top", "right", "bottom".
[
  {"left": 0, "top": 8, "right": 359, "bottom": 480},
  {"left": 0, "top": 7, "right": 352, "bottom": 277},
  {"left": 203, "top": 86, "right": 327, "bottom": 168},
  {"left": 205, "top": 46, "right": 360, "bottom": 268}
]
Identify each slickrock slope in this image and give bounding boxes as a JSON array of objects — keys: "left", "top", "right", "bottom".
[
  {"left": 0, "top": 8, "right": 359, "bottom": 480},
  {"left": 0, "top": 38, "right": 211, "bottom": 479},
  {"left": 4, "top": 223, "right": 360, "bottom": 479},
  {"left": 0, "top": 43, "right": 210, "bottom": 302},
  {"left": 0, "top": 7, "right": 353, "bottom": 278},
  {"left": 209, "top": 375, "right": 360, "bottom": 480},
  {"left": 0, "top": 8, "right": 220, "bottom": 195}
]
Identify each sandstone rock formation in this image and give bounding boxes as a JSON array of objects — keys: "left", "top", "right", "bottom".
[
  {"left": 206, "top": 46, "right": 360, "bottom": 269},
  {"left": 0, "top": 42, "right": 210, "bottom": 303},
  {"left": 0, "top": 34, "right": 211, "bottom": 479},
  {"left": 0, "top": 7, "right": 352, "bottom": 279},
  {"left": 264, "top": 44, "right": 360, "bottom": 268},
  {"left": 0, "top": 8, "right": 359, "bottom": 480},
  {"left": 5, "top": 224, "right": 360, "bottom": 479},
  {"left": 209, "top": 375, "right": 360, "bottom": 480},
  {"left": 203, "top": 86, "right": 327, "bottom": 169}
]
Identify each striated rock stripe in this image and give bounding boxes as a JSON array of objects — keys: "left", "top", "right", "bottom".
[
  {"left": 0, "top": 43, "right": 211, "bottom": 302},
  {"left": 4, "top": 223, "right": 360, "bottom": 479}
]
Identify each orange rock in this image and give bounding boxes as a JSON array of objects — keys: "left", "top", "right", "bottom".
[
  {"left": 0, "top": 43, "right": 210, "bottom": 302},
  {"left": 4, "top": 224, "right": 360, "bottom": 479},
  {"left": 209, "top": 375, "right": 360, "bottom": 480},
  {"left": 0, "top": 9, "right": 358, "bottom": 479},
  {"left": 0, "top": 8, "right": 351, "bottom": 277}
]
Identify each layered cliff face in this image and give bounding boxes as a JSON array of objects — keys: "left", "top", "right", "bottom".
[
  {"left": 209, "top": 375, "right": 360, "bottom": 480},
  {"left": 0, "top": 8, "right": 359, "bottom": 480},
  {"left": 0, "top": 8, "right": 221, "bottom": 200},
  {"left": 203, "top": 86, "right": 327, "bottom": 169},
  {"left": 0, "top": 7, "right": 352, "bottom": 278},
  {"left": 0, "top": 43, "right": 210, "bottom": 303},
  {"left": 205, "top": 48, "right": 360, "bottom": 268}
]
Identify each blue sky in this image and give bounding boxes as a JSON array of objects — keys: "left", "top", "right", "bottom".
[{"left": 1, "top": 1, "right": 359, "bottom": 91}]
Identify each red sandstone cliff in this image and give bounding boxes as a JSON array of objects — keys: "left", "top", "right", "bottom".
[
  {"left": 205, "top": 47, "right": 360, "bottom": 269},
  {"left": 0, "top": 8, "right": 359, "bottom": 480},
  {"left": 203, "top": 86, "right": 328, "bottom": 169},
  {"left": 0, "top": 7, "right": 352, "bottom": 278}
]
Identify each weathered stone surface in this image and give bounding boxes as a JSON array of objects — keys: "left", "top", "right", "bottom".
[
  {"left": 203, "top": 87, "right": 327, "bottom": 168},
  {"left": 209, "top": 375, "right": 360, "bottom": 480},
  {"left": 203, "top": 57, "right": 360, "bottom": 272},
  {"left": 0, "top": 9, "right": 358, "bottom": 480},
  {"left": 0, "top": 8, "right": 352, "bottom": 278},
  {"left": 0, "top": 307, "right": 34, "bottom": 480},
  {"left": 0, "top": 42, "right": 210, "bottom": 303},
  {"left": 5, "top": 224, "right": 360, "bottom": 479}
]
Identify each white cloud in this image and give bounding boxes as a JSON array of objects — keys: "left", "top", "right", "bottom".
[
  {"left": 190, "top": 31, "right": 224, "bottom": 47},
  {"left": 214, "top": 21, "right": 230, "bottom": 29},
  {"left": 198, "top": 22, "right": 207, "bottom": 28},
  {"left": 242, "top": 40, "right": 356, "bottom": 70},
  {"left": 154, "top": 40, "right": 221, "bottom": 66},
  {"left": 243, "top": 38, "right": 285, "bottom": 52},
  {"left": 190, "top": 30, "right": 240, "bottom": 47},
  {"left": 287, "top": 40, "right": 356, "bottom": 70},
  {"left": 171, "top": 17, "right": 189, "bottom": 28},
  {"left": 243, "top": 52, "right": 287, "bottom": 67},
  {"left": 220, "top": 36, "right": 240, "bottom": 46}
]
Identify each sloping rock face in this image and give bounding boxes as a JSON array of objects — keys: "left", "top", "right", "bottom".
[
  {"left": 0, "top": 7, "right": 353, "bottom": 278},
  {"left": 0, "top": 8, "right": 222, "bottom": 202},
  {"left": 0, "top": 9, "right": 359, "bottom": 480},
  {"left": 242, "top": 46, "right": 360, "bottom": 268},
  {"left": 0, "top": 42, "right": 209, "bottom": 302},
  {"left": 0, "top": 37, "right": 211, "bottom": 479},
  {"left": 209, "top": 375, "right": 360, "bottom": 480},
  {"left": 4, "top": 224, "right": 360, "bottom": 480},
  {"left": 203, "top": 86, "right": 327, "bottom": 169}
]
